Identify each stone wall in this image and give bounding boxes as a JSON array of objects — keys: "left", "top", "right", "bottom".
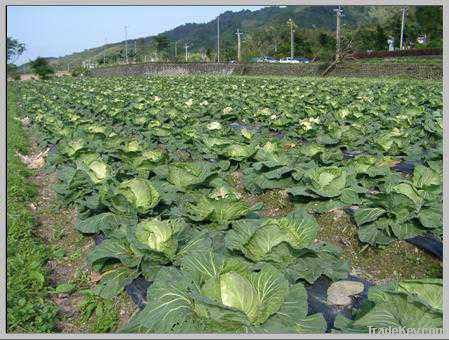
[{"left": 89, "top": 61, "right": 442, "bottom": 80}]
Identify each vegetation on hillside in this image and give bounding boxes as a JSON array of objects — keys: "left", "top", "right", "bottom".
[{"left": 16, "top": 5, "right": 442, "bottom": 72}]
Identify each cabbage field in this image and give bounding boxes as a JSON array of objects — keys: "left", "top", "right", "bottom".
[{"left": 15, "top": 76, "right": 443, "bottom": 333}]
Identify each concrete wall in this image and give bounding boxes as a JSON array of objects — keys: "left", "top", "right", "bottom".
[{"left": 89, "top": 61, "right": 442, "bottom": 80}]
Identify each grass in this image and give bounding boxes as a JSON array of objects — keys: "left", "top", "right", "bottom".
[{"left": 6, "top": 87, "right": 59, "bottom": 332}]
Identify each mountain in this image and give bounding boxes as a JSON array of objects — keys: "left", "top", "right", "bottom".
[{"left": 19, "top": 5, "right": 401, "bottom": 72}]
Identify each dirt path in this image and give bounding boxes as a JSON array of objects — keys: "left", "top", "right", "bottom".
[{"left": 27, "top": 137, "right": 137, "bottom": 333}]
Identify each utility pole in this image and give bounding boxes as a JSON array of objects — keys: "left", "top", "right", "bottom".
[
  {"left": 124, "top": 26, "right": 128, "bottom": 63},
  {"left": 400, "top": 6, "right": 408, "bottom": 50},
  {"left": 103, "top": 38, "right": 107, "bottom": 64},
  {"left": 235, "top": 29, "right": 243, "bottom": 62},
  {"left": 334, "top": 6, "right": 343, "bottom": 61},
  {"left": 174, "top": 41, "right": 178, "bottom": 59},
  {"left": 200, "top": 48, "right": 206, "bottom": 62},
  {"left": 217, "top": 15, "right": 220, "bottom": 62},
  {"left": 287, "top": 19, "right": 296, "bottom": 59},
  {"left": 185, "top": 43, "right": 190, "bottom": 62},
  {"left": 134, "top": 40, "right": 137, "bottom": 62}
]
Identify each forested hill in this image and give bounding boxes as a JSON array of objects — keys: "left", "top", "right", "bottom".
[
  {"left": 162, "top": 6, "right": 375, "bottom": 47},
  {"left": 19, "top": 5, "right": 437, "bottom": 71}
]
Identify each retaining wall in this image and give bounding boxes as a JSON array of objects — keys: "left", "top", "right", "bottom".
[
  {"left": 89, "top": 61, "right": 442, "bottom": 80},
  {"left": 90, "top": 62, "right": 240, "bottom": 77}
]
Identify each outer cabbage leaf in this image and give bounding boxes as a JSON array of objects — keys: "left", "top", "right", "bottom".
[
  {"left": 115, "top": 178, "right": 160, "bottom": 214},
  {"left": 135, "top": 218, "right": 187, "bottom": 260},
  {"left": 226, "top": 208, "right": 318, "bottom": 263},
  {"left": 306, "top": 166, "right": 347, "bottom": 197},
  {"left": 185, "top": 196, "right": 252, "bottom": 229},
  {"left": 167, "top": 161, "right": 216, "bottom": 189}
]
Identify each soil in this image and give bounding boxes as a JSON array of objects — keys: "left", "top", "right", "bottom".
[{"left": 230, "top": 170, "right": 294, "bottom": 217}]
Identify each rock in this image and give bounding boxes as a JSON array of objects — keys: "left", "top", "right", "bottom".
[
  {"left": 14, "top": 116, "right": 31, "bottom": 127},
  {"left": 327, "top": 280, "right": 364, "bottom": 306},
  {"left": 90, "top": 271, "right": 102, "bottom": 283},
  {"left": 331, "top": 208, "right": 345, "bottom": 220}
]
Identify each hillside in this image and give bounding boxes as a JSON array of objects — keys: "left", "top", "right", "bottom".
[{"left": 19, "top": 5, "right": 402, "bottom": 71}]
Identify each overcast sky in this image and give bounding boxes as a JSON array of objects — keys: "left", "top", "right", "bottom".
[{"left": 7, "top": 5, "right": 264, "bottom": 65}]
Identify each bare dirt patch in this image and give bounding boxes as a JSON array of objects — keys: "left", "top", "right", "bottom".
[{"left": 230, "top": 170, "right": 294, "bottom": 217}]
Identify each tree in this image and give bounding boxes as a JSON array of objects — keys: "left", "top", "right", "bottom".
[
  {"left": 319, "top": 32, "right": 334, "bottom": 47},
  {"left": 373, "top": 25, "right": 388, "bottom": 50},
  {"left": 154, "top": 35, "right": 170, "bottom": 52},
  {"left": 205, "top": 48, "right": 214, "bottom": 61},
  {"left": 385, "top": 9, "right": 420, "bottom": 49},
  {"left": 265, "top": 25, "right": 281, "bottom": 53},
  {"left": 7, "top": 37, "right": 25, "bottom": 80},
  {"left": 30, "top": 57, "right": 55, "bottom": 80},
  {"left": 153, "top": 35, "right": 170, "bottom": 60},
  {"left": 7, "top": 37, "right": 25, "bottom": 63},
  {"left": 415, "top": 6, "right": 442, "bottom": 47},
  {"left": 7, "top": 64, "right": 21, "bottom": 80}
]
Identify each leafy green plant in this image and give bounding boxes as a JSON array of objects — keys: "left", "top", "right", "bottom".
[
  {"left": 122, "top": 251, "right": 327, "bottom": 333},
  {"left": 13, "top": 75, "right": 442, "bottom": 334}
]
